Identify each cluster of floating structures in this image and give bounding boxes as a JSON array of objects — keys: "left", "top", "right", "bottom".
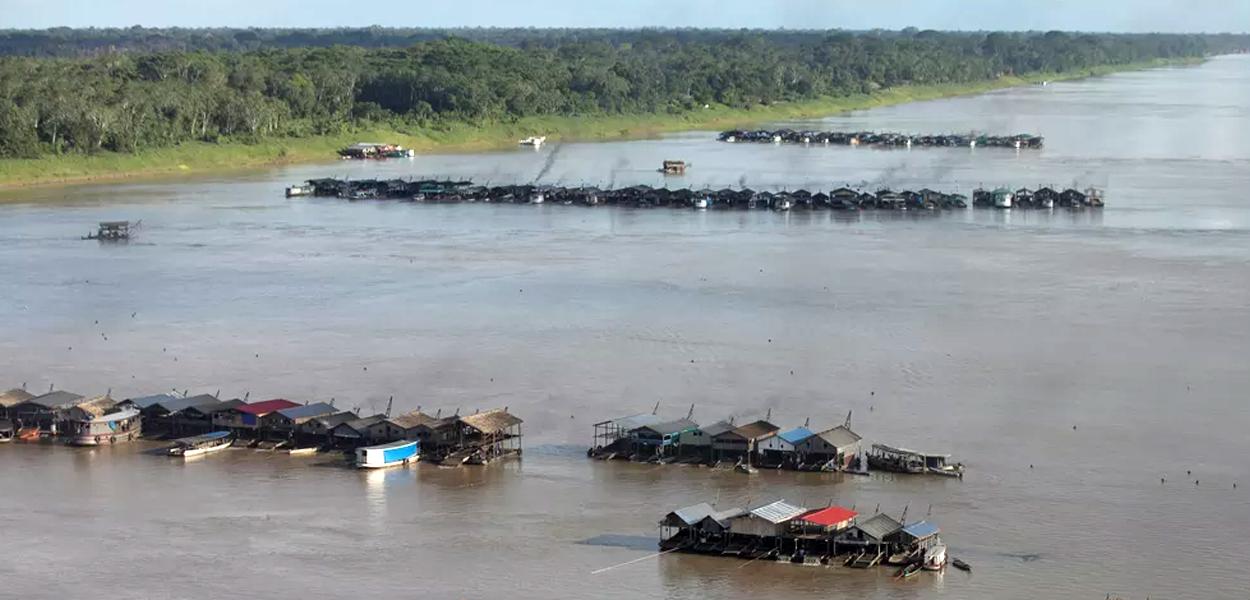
[
  {"left": 719, "top": 129, "right": 1044, "bottom": 149},
  {"left": 660, "top": 500, "right": 964, "bottom": 576},
  {"left": 589, "top": 411, "right": 963, "bottom": 478},
  {"left": 0, "top": 387, "right": 522, "bottom": 469},
  {"left": 336, "top": 142, "right": 416, "bottom": 160},
  {"left": 286, "top": 178, "right": 1104, "bottom": 210}
]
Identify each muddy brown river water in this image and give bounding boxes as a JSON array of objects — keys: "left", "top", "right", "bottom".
[{"left": 2, "top": 55, "right": 1248, "bottom": 599}]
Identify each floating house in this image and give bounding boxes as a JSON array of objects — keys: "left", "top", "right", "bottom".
[
  {"left": 717, "top": 420, "right": 780, "bottom": 463},
  {"left": 630, "top": 418, "right": 699, "bottom": 459},
  {"left": 263, "top": 402, "right": 338, "bottom": 435},
  {"left": 837, "top": 512, "right": 903, "bottom": 556},
  {"left": 0, "top": 388, "right": 35, "bottom": 419},
  {"left": 117, "top": 393, "right": 179, "bottom": 412},
  {"left": 440, "top": 408, "right": 524, "bottom": 465},
  {"left": 213, "top": 399, "right": 301, "bottom": 433},
  {"left": 174, "top": 399, "right": 245, "bottom": 435},
  {"left": 63, "top": 398, "right": 142, "bottom": 446},
  {"left": 355, "top": 439, "right": 420, "bottom": 469},
  {"left": 677, "top": 420, "right": 731, "bottom": 458},
  {"left": 592, "top": 413, "right": 665, "bottom": 455},
  {"left": 331, "top": 415, "right": 388, "bottom": 447},
  {"left": 728, "top": 500, "right": 808, "bottom": 538},
  {"left": 386, "top": 411, "right": 455, "bottom": 450},
  {"left": 795, "top": 505, "right": 858, "bottom": 533},
  {"left": 298, "top": 411, "right": 357, "bottom": 439},
  {"left": 9, "top": 390, "right": 85, "bottom": 431},
  {"left": 758, "top": 427, "right": 813, "bottom": 466},
  {"left": 795, "top": 425, "right": 862, "bottom": 470}
]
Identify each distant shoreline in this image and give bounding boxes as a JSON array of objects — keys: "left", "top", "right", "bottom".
[{"left": 0, "top": 57, "right": 1203, "bottom": 192}]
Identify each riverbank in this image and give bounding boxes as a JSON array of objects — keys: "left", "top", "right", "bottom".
[{"left": 0, "top": 57, "right": 1203, "bottom": 190}]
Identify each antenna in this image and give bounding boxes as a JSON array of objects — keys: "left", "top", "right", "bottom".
[
  {"left": 686, "top": 404, "right": 694, "bottom": 420},
  {"left": 49, "top": 383, "right": 54, "bottom": 392},
  {"left": 330, "top": 397, "right": 335, "bottom": 407},
  {"left": 900, "top": 504, "right": 909, "bottom": 524},
  {"left": 804, "top": 417, "right": 810, "bottom": 428},
  {"left": 386, "top": 396, "right": 393, "bottom": 417},
  {"left": 244, "top": 392, "right": 250, "bottom": 401},
  {"left": 844, "top": 410, "right": 852, "bottom": 428},
  {"left": 214, "top": 389, "right": 220, "bottom": 399},
  {"left": 874, "top": 503, "right": 880, "bottom": 514},
  {"left": 106, "top": 387, "right": 111, "bottom": 398},
  {"left": 436, "top": 408, "right": 442, "bottom": 418},
  {"left": 652, "top": 401, "right": 660, "bottom": 415},
  {"left": 765, "top": 407, "right": 772, "bottom": 422}
]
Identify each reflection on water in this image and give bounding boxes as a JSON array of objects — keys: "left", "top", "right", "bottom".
[{"left": 0, "top": 56, "right": 1248, "bottom": 600}]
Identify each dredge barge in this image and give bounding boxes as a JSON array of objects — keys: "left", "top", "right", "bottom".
[{"left": 719, "top": 129, "right": 1043, "bottom": 149}]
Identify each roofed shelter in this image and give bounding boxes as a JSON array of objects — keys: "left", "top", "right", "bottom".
[
  {"left": 796, "top": 425, "right": 862, "bottom": 469},
  {"left": 729, "top": 500, "right": 807, "bottom": 539},
  {"left": 0, "top": 388, "right": 35, "bottom": 418},
  {"left": 264, "top": 403, "right": 338, "bottom": 434},
  {"left": 213, "top": 398, "right": 300, "bottom": 432},
  {"left": 592, "top": 413, "right": 663, "bottom": 452},
  {"left": 448, "top": 408, "right": 523, "bottom": 463},
  {"left": 9, "top": 390, "right": 86, "bottom": 430},
  {"left": 757, "top": 426, "right": 812, "bottom": 466},
  {"left": 712, "top": 419, "right": 779, "bottom": 463}
]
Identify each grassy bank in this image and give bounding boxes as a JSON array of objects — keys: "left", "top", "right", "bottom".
[{"left": 0, "top": 57, "right": 1201, "bottom": 190}]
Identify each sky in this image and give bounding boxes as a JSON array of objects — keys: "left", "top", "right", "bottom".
[{"left": 1, "top": 0, "right": 1247, "bottom": 33}]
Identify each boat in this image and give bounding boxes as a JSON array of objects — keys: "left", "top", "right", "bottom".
[
  {"left": 928, "top": 464, "right": 965, "bottom": 478},
  {"left": 897, "top": 561, "right": 924, "bottom": 578},
  {"left": 168, "top": 431, "right": 234, "bottom": 458},
  {"left": 991, "top": 187, "right": 1013, "bottom": 208},
  {"left": 518, "top": 136, "right": 546, "bottom": 147},
  {"left": 529, "top": 191, "right": 545, "bottom": 204},
  {"left": 868, "top": 444, "right": 925, "bottom": 474},
  {"left": 887, "top": 548, "right": 919, "bottom": 566},
  {"left": 286, "top": 446, "right": 320, "bottom": 456},
  {"left": 923, "top": 544, "right": 948, "bottom": 571},
  {"left": 355, "top": 439, "right": 420, "bottom": 469},
  {"left": 693, "top": 197, "right": 709, "bottom": 210},
  {"left": 734, "top": 462, "right": 758, "bottom": 475},
  {"left": 952, "top": 557, "right": 971, "bottom": 572},
  {"left": 17, "top": 426, "right": 41, "bottom": 441},
  {"left": 63, "top": 407, "right": 142, "bottom": 446},
  {"left": 285, "top": 184, "right": 313, "bottom": 197},
  {"left": 83, "top": 220, "right": 135, "bottom": 241},
  {"left": 0, "top": 419, "right": 13, "bottom": 443},
  {"left": 773, "top": 197, "right": 793, "bottom": 211}
]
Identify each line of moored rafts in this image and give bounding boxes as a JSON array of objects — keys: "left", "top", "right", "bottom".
[
  {"left": 719, "top": 129, "right": 1044, "bottom": 149},
  {"left": 288, "top": 178, "right": 1104, "bottom": 210},
  {"left": 659, "top": 499, "right": 968, "bottom": 575}
]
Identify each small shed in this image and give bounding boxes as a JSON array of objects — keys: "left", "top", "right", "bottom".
[
  {"left": 679, "top": 420, "right": 732, "bottom": 452},
  {"left": 299, "top": 411, "right": 357, "bottom": 437},
  {"left": 661, "top": 503, "right": 716, "bottom": 529},
  {"left": 795, "top": 505, "right": 858, "bottom": 533},
  {"left": 0, "top": 388, "right": 35, "bottom": 418},
  {"left": 890, "top": 521, "right": 942, "bottom": 549},
  {"left": 697, "top": 507, "right": 747, "bottom": 535},
  {"left": 729, "top": 500, "right": 808, "bottom": 538},
  {"left": 451, "top": 408, "right": 524, "bottom": 460},
  {"left": 116, "top": 393, "right": 178, "bottom": 412},
  {"left": 175, "top": 399, "right": 244, "bottom": 435},
  {"left": 838, "top": 513, "right": 903, "bottom": 551},
  {"left": 661, "top": 160, "right": 687, "bottom": 175},
  {"left": 757, "top": 426, "right": 812, "bottom": 465},
  {"left": 715, "top": 420, "right": 779, "bottom": 461}
]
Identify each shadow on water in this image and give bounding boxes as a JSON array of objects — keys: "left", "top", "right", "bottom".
[{"left": 578, "top": 534, "right": 658, "bottom": 551}]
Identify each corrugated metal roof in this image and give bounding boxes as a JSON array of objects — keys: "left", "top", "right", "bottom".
[
  {"left": 856, "top": 513, "right": 903, "bottom": 540},
  {"left": 25, "top": 390, "right": 85, "bottom": 409},
  {"left": 123, "top": 393, "right": 178, "bottom": 409},
  {"left": 667, "top": 503, "right": 715, "bottom": 526},
  {"left": 732, "top": 420, "right": 779, "bottom": 440},
  {"left": 73, "top": 395, "right": 117, "bottom": 418},
  {"left": 801, "top": 506, "right": 858, "bottom": 526},
  {"left": 458, "top": 409, "right": 523, "bottom": 434},
  {"left": 778, "top": 427, "right": 814, "bottom": 444},
  {"left": 0, "top": 388, "right": 35, "bottom": 408},
  {"left": 706, "top": 507, "right": 747, "bottom": 525},
  {"left": 387, "top": 411, "right": 439, "bottom": 430},
  {"left": 901, "top": 521, "right": 940, "bottom": 539},
  {"left": 637, "top": 418, "right": 698, "bottom": 436},
  {"left": 311, "top": 412, "right": 357, "bottom": 428},
  {"left": 237, "top": 399, "right": 300, "bottom": 416},
  {"left": 334, "top": 415, "right": 386, "bottom": 435},
  {"left": 699, "top": 421, "right": 736, "bottom": 437},
  {"left": 815, "top": 425, "right": 862, "bottom": 448},
  {"left": 276, "top": 403, "right": 337, "bottom": 420},
  {"left": 749, "top": 500, "right": 808, "bottom": 524},
  {"left": 595, "top": 413, "right": 664, "bottom": 431},
  {"left": 152, "top": 394, "right": 218, "bottom": 413}
]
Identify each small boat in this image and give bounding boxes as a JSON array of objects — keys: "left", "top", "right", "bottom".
[
  {"left": 286, "top": 446, "right": 320, "bottom": 456},
  {"left": 17, "top": 426, "right": 41, "bottom": 441},
  {"left": 928, "top": 464, "right": 965, "bottom": 478},
  {"left": 529, "top": 192, "right": 545, "bottom": 204},
  {"left": 887, "top": 549, "right": 918, "bottom": 566},
  {"left": 923, "top": 544, "right": 948, "bottom": 571},
  {"left": 519, "top": 136, "right": 546, "bottom": 147},
  {"left": 355, "top": 439, "right": 420, "bottom": 469},
  {"left": 285, "top": 184, "right": 313, "bottom": 197},
  {"left": 734, "top": 462, "right": 758, "bottom": 475},
  {"left": 0, "top": 419, "right": 14, "bottom": 443},
  {"left": 952, "top": 557, "right": 971, "bottom": 572},
  {"left": 693, "top": 197, "right": 709, "bottom": 210},
  {"left": 168, "top": 431, "right": 234, "bottom": 458},
  {"left": 64, "top": 407, "right": 142, "bottom": 446},
  {"left": 992, "top": 187, "right": 1013, "bottom": 209},
  {"left": 896, "top": 561, "right": 924, "bottom": 579}
]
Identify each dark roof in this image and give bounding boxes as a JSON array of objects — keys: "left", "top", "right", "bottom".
[
  {"left": 150, "top": 394, "right": 219, "bottom": 413},
  {"left": 855, "top": 513, "right": 903, "bottom": 540},
  {"left": 333, "top": 414, "right": 387, "bottom": 435},
  {"left": 122, "top": 393, "right": 178, "bottom": 409},
  {"left": 813, "top": 425, "right": 862, "bottom": 448},
  {"left": 25, "top": 390, "right": 85, "bottom": 409},
  {"left": 186, "top": 399, "right": 245, "bottom": 415},
  {"left": 635, "top": 418, "right": 698, "bottom": 437},
  {"left": 699, "top": 421, "right": 736, "bottom": 437},
  {"left": 275, "top": 403, "right": 337, "bottom": 420},
  {"left": 387, "top": 411, "right": 440, "bottom": 430},
  {"left": 310, "top": 412, "right": 357, "bottom": 429}
]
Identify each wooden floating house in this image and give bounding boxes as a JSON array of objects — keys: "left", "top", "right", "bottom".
[
  {"left": 61, "top": 394, "right": 142, "bottom": 446},
  {"left": 660, "top": 499, "right": 946, "bottom": 571},
  {"left": 661, "top": 160, "right": 687, "bottom": 175},
  {"left": 0, "top": 388, "right": 35, "bottom": 420},
  {"left": 84, "top": 221, "right": 132, "bottom": 241}
]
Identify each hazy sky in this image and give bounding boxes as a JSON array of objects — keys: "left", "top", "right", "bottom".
[{"left": 2, "top": 0, "right": 1246, "bottom": 33}]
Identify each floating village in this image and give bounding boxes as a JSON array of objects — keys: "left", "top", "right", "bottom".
[
  {"left": 0, "top": 387, "right": 522, "bottom": 469},
  {"left": 718, "top": 129, "right": 1044, "bottom": 149},
  {"left": 286, "top": 176, "right": 1105, "bottom": 210}
]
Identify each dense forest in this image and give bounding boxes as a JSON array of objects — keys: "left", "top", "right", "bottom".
[{"left": 0, "top": 28, "right": 1245, "bottom": 159}]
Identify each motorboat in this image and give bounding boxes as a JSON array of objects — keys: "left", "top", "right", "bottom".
[
  {"left": 355, "top": 439, "right": 420, "bottom": 469},
  {"left": 168, "top": 431, "right": 234, "bottom": 458},
  {"left": 518, "top": 136, "right": 546, "bottom": 147},
  {"left": 992, "top": 187, "right": 1014, "bottom": 208},
  {"left": 952, "top": 557, "right": 971, "bottom": 572},
  {"left": 285, "top": 184, "right": 313, "bottom": 197},
  {"left": 923, "top": 544, "right": 948, "bottom": 571},
  {"left": 0, "top": 419, "right": 13, "bottom": 443},
  {"left": 529, "top": 192, "right": 545, "bottom": 204},
  {"left": 64, "top": 407, "right": 142, "bottom": 446},
  {"left": 693, "top": 197, "right": 709, "bottom": 210}
]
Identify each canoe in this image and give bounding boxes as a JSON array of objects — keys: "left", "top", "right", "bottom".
[
  {"left": 896, "top": 561, "right": 923, "bottom": 579},
  {"left": 952, "top": 558, "right": 971, "bottom": 572}
]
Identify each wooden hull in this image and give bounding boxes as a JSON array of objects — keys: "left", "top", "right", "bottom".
[
  {"left": 171, "top": 439, "right": 233, "bottom": 458},
  {"left": 65, "top": 428, "right": 141, "bottom": 446}
]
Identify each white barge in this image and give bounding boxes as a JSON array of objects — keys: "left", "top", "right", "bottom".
[{"left": 355, "top": 439, "right": 420, "bottom": 469}]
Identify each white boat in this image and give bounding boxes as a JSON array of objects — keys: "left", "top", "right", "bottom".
[
  {"left": 64, "top": 407, "right": 142, "bottom": 446},
  {"left": 0, "top": 419, "right": 13, "bottom": 443},
  {"left": 286, "top": 446, "right": 320, "bottom": 456},
  {"left": 992, "top": 188, "right": 1014, "bottom": 208},
  {"left": 285, "top": 184, "right": 312, "bottom": 197},
  {"left": 529, "top": 192, "right": 545, "bottom": 204},
  {"left": 774, "top": 197, "right": 793, "bottom": 211},
  {"left": 1040, "top": 196, "right": 1055, "bottom": 209},
  {"left": 168, "top": 431, "right": 234, "bottom": 458},
  {"left": 355, "top": 439, "right": 420, "bottom": 469},
  {"left": 519, "top": 136, "right": 546, "bottom": 146},
  {"left": 693, "top": 197, "right": 709, "bottom": 210},
  {"left": 923, "top": 544, "right": 948, "bottom": 571}
]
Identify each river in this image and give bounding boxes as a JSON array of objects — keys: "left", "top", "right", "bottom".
[{"left": 1, "top": 55, "right": 1248, "bottom": 600}]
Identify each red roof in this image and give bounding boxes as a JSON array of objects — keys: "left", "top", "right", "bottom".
[
  {"left": 801, "top": 506, "right": 858, "bottom": 526},
  {"left": 237, "top": 399, "right": 300, "bottom": 416}
]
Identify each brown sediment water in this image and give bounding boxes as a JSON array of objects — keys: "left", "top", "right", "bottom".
[{"left": 0, "top": 55, "right": 1248, "bottom": 600}]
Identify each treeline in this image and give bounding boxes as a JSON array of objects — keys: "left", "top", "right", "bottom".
[{"left": 0, "top": 29, "right": 1244, "bottom": 159}]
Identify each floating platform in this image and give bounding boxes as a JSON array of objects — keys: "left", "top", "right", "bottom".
[
  {"left": 294, "top": 178, "right": 1104, "bottom": 210},
  {"left": 719, "top": 129, "right": 1043, "bottom": 149}
]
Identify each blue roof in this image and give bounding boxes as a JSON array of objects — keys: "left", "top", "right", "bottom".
[
  {"left": 778, "top": 427, "right": 814, "bottom": 444},
  {"left": 276, "top": 402, "right": 337, "bottom": 419},
  {"left": 902, "top": 521, "right": 940, "bottom": 539}
]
